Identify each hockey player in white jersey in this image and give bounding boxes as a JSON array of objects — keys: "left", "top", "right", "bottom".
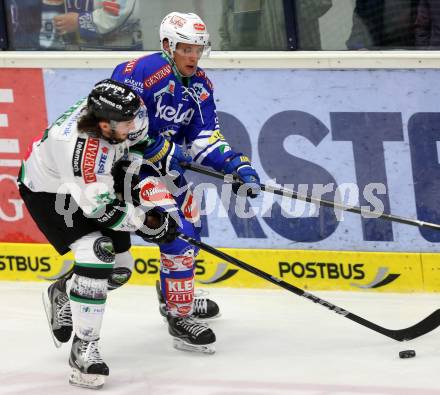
[{"left": 18, "top": 79, "right": 178, "bottom": 389}]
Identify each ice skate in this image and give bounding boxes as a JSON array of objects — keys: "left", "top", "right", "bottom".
[
  {"left": 156, "top": 280, "right": 220, "bottom": 320},
  {"left": 167, "top": 315, "right": 216, "bottom": 354},
  {"left": 69, "top": 335, "right": 109, "bottom": 389},
  {"left": 42, "top": 278, "right": 72, "bottom": 348}
]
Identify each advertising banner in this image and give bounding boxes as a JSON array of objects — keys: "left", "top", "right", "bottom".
[
  {"left": 1, "top": 67, "right": 440, "bottom": 255},
  {"left": 0, "top": 69, "right": 48, "bottom": 243},
  {"left": 0, "top": 242, "right": 429, "bottom": 292}
]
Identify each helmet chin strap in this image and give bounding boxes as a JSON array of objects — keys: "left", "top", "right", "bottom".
[{"left": 163, "top": 48, "right": 182, "bottom": 77}]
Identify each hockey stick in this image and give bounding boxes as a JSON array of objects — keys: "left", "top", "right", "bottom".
[
  {"left": 179, "top": 233, "right": 440, "bottom": 342},
  {"left": 183, "top": 162, "right": 440, "bottom": 231}
]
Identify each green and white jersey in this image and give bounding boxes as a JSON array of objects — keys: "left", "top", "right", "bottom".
[{"left": 20, "top": 98, "right": 149, "bottom": 232}]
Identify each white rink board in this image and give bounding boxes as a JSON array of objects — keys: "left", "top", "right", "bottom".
[{"left": 1, "top": 282, "right": 440, "bottom": 394}]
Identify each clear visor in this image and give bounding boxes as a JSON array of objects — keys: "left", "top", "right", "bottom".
[
  {"left": 112, "top": 104, "right": 148, "bottom": 139},
  {"left": 174, "top": 43, "right": 211, "bottom": 59}
]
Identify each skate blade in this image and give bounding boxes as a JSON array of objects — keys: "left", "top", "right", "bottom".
[
  {"left": 172, "top": 338, "right": 216, "bottom": 354},
  {"left": 193, "top": 312, "right": 221, "bottom": 322},
  {"left": 42, "top": 290, "right": 61, "bottom": 349},
  {"left": 69, "top": 368, "right": 106, "bottom": 390}
]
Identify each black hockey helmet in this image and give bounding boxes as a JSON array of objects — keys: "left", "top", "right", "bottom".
[{"left": 87, "top": 79, "right": 141, "bottom": 122}]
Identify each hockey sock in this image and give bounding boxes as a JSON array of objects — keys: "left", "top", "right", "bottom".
[
  {"left": 160, "top": 251, "right": 195, "bottom": 317},
  {"left": 69, "top": 274, "right": 108, "bottom": 341}
]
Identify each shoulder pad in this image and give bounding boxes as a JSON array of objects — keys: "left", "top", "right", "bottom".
[
  {"left": 194, "top": 68, "right": 213, "bottom": 92},
  {"left": 143, "top": 62, "right": 173, "bottom": 90},
  {"left": 123, "top": 53, "right": 173, "bottom": 90},
  {"left": 116, "top": 53, "right": 165, "bottom": 77},
  {"left": 118, "top": 53, "right": 160, "bottom": 74}
]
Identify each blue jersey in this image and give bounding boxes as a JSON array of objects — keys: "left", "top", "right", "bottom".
[{"left": 111, "top": 52, "right": 234, "bottom": 171}]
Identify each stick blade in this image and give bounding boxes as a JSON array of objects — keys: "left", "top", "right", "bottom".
[{"left": 388, "top": 309, "right": 440, "bottom": 341}]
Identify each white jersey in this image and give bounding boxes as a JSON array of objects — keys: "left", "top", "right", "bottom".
[{"left": 20, "top": 97, "right": 149, "bottom": 232}]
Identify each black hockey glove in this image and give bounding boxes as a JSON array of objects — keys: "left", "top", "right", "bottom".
[
  {"left": 135, "top": 209, "right": 178, "bottom": 244},
  {"left": 111, "top": 159, "right": 141, "bottom": 204}
]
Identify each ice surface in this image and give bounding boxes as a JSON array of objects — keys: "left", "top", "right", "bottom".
[{"left": 1, "top": 281, "right": 439, "bottom": 395}]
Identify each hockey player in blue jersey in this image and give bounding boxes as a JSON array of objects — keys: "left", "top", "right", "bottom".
[{"left": 111, "top": 11, "right": 261, "bottom": 354}]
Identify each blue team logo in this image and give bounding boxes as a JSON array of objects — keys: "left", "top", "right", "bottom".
[{"left": 193, "top": 82, "right": 210, "bottom": 102}]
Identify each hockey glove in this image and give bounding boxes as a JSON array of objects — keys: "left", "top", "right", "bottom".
[
  {"left": 223, "top": 153, "right": 261, "bottom": 198},
  {"left": 143, "top": 135, "right": 192, "bottom": 178},
  {"left": 135, "top": 209, "right": 178, "bottom": 244},
  {"left": 111, "top": 159, "right": 140, "bottom": 200},
  {"left": 112, "top": 159, "right": 144, "bottom": 206}
]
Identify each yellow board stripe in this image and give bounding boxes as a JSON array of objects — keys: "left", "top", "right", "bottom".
[{"left": 0, "top": 242, "right": 437, "bottom": 292}]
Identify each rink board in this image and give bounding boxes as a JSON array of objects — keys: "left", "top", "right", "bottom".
[
  {"left": 0, "top": 242, "right": 437, "bottom": 292},
  {"left": 3, "top": 68, "right": 440, "bottom": 254}
]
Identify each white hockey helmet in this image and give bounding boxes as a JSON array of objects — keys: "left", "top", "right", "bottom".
[{"left": 160, "top": 12, "right": 210, "bottom": 56}]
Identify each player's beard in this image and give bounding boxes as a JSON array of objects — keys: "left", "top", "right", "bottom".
[{"left": 107, "top": 129, "right": 127, "bottom": 144}]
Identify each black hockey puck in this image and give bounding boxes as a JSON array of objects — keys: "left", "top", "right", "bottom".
[{"left": 399, "top": 350, "right": 416, "bottom": 358}]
